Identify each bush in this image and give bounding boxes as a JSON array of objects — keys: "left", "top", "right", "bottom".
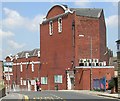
[{"left": 108, "top": 78, "right": 115, "bottom": 90}]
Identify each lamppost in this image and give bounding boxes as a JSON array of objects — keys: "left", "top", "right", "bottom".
[
  {"left": 15, "top": 54, "right": 19, "bottom": 87},
  {"left": 79, "top": 35, "right": 93, "bottom": 90},
  {"left": 88, "top": 36, "right": 93, "bottom": 91}
]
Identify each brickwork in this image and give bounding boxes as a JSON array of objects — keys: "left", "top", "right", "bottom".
[
  {"left": 117, "top": 51, "right": 120, "bottom": 93},
  {"left": 75, "top": 67, "right": 114, "bottom": 90},
  {"left": 40, "top": 5, "right": 114, "bottom": 90},
  {"left": 4, "top": 49, "right": 40, "bottom": 90}
]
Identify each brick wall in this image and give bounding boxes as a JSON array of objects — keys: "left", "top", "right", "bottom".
[
  {"left": 75, "top": 67, "right": 114, "bottom": 90},
  {"left": 46, "top": 5, "right": 65, "bottom": 19},
  {"left": 40, "top": 6, "right": 75, "bottom": 90},
  {"left": 75, "top": 15, "right": 100, "bottom": 66},
  {"left": 40, "top": 5, "right": 113, "bottom": 90},
  {"left": 13, "top": 56, "right": 40, "bottom": 86}
]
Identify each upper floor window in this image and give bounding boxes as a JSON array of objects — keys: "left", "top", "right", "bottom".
[
  {"left": 31, "top": 61, "right": 34, "bottom": 72},
  {"left": 49, "top": 21, "right": 53, "bottom": 35},
  {"left": 58, "top": 18, "right": 62, "bottom": 33},
  {"left": 117, "top": 43, "right": 120, "bottom": 51},
  {"left": 20, "top": 62, "right": 22, "bottom": 72}
]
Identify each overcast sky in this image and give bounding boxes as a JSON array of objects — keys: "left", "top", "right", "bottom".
[{"left": 0, "top": 0, "right": 119, "bottom": 60}]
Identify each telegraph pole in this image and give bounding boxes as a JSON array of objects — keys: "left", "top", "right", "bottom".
[{"left": 90, "top": 37, "right": 93, "bottom": 91}]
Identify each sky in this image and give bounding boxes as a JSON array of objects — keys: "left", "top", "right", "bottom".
[{"left": 0, "top": 0, "right": 119, "bottom": 60}]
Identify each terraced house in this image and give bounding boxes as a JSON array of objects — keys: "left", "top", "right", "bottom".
[
  {"left": 5, "top": 49, "right": 40, "bottom": 91},
  {"left": 40, "top": 4, "right": 114, "bottom": 90}
]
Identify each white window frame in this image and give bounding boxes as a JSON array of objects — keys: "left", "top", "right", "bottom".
[
  {"left": 31, "top": 61, "right": 34, "bottom": 72},
  {"left": 20, "top": 62, "right": 22, "bottom": 72},
  {"left": 54, "top": 75, "right": 62, "bottom": 83},
  {"left": 58, "top": 18, "right": 62, "bottom": 33},
  {"left": 41, "top": 77, "right": 47, "bottom": 84},
  {"left": 20, "top": 78, "right": 23, "bottom": 85},
  {"left": 49, "top": 21, "right": 53, "bottom": 35}
]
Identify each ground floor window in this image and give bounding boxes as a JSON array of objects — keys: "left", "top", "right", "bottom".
[
  {"left": 41, "top": 77, "right": 47, "bottom": 84},
  {"left": 54, "top": 75, "right": 62, "bottom": 83}
]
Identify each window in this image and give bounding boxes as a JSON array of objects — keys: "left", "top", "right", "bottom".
[
  {"left": 54, "top": 75, "right": 62, "bottom": 83},
  {"left": 117, "top": 44, "right": 119, "bottom": 50},
  {"left": 20, "top": 62, "right": 22, "bottom": 72},
  {"left": 41, "top": 77, "right": 47, "bottom": 84},
  {"left": 117, "top": 44, "right": 120, "bottom": 52},
  {"left": 49, "top": 21, "right": 53, "bottom": 35},
  {"left": 20, "top": 78, "right": 23, "bottom": 85},
  {"left": 31, "top": 61, "right": 34, "bottom": 72},
  {"left": 58, "top": 18, "right": 62, "bottom": 33}
]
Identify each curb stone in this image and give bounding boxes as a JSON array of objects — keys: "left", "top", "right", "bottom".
[{"left": 97, "top": 94, "right": 119, "bottom": 99}]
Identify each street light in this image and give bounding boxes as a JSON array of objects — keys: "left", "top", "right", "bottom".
[{"left": 79, "top": 34, "right": 93, "bottom": 91}]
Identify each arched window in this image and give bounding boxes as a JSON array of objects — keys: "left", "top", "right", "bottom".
[
  {"left": 31, "top": 61, "right": 34, "bottom": 72},
  {"left": 49, "top": 21, "right": 53, "bottom": 35},
  {"left": 20, "top": 62, "right": 22, "bottom": 72},
  {"left": 58, "top": 18, "right": 62, "bottom": 33}
]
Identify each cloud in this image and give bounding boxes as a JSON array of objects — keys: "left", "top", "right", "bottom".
[
  {"left": 105, "top": 15, "right": 118, "bottom": 28},
  {"left": 74, "top": 0, "right": 91, "bottom": 7},
  {"left": 0, "top": 29, "right": 14, "bottom": 38},
  {"left": 8, "top": 40, "right": 26, "bottom": 49},
  {"left": 3, "top": 7, "right": 45, "bottom": 32}
]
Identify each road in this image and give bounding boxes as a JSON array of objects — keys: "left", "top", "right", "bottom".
[{"left": 14, "top": 90, "right": 118, "bottom": 101}]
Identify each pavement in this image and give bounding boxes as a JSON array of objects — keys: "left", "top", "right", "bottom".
[
  {"left": 0, "top": 90, "right": 119, "bottom": 100},
  {"left": 61, "top": 90, "right": 119, "bottom": 99},
  {"left": 0, "top": 92, "right": 24, "bottom": 101}
]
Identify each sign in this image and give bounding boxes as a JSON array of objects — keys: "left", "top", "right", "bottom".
[{"left": 3, "top": 62, "right": 13, "bottom": 72}]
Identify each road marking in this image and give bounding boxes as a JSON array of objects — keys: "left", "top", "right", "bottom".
[
  {"left": 23, "top": 95, "right": 29, "bottom": 101},
  {"left": 39, "top": 97, "right": 43, "bottom": 101},
  {"left": 50, "top": 94, "right": 65, "bottom": 100},
  {"left": 31, "top": 96, "right": 65, "bottom": 101},
  {"left": 33, "top": 97, "right": 36, "bottom": 101}
]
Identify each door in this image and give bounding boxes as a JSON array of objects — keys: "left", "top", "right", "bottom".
[{"left": 67, "top": 71, "right": 75, "bottom": 90}]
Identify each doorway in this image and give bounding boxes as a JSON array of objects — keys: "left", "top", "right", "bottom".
[{"left": 67, "top": 71, "right": 75, "bottom": 90}]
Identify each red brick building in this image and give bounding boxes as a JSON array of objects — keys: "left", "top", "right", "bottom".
[
  {"left": 40, "top": 4, "right": 114, "bottom": 90},
  {"left": 4, "top": 49, "right": 40, "bottom": 91}
]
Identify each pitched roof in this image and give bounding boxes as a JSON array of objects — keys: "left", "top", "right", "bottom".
[
  {"left": 16, "top": 48, "right": 40, "bottom": 58},
  {"left": 70, "top": 8, "right": 102, "bottom": 18}
]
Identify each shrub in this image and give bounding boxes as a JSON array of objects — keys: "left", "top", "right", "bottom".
[{"left": 108, "top": 78, "right": 115, "bottom": 90}]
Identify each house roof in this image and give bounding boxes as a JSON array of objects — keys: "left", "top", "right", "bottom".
[
  {"left": 70, "top": 8, "right": 103, "bottom": 18},
  {"left": 16, "top": 48, "right": 40, "bottom": 58},
  {"left": 42, "top": 5, "right": 103, "bottom": 24},
  {"left": 116, "top": 39, "right": 120, "bottom": 43}
]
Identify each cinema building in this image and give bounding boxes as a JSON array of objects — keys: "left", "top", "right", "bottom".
[
  {"left": 39, "top": 4, "right": 114, "bottom": 90},
  {"left": 40, "top": 5, "right": 114, "bottom": 90}
]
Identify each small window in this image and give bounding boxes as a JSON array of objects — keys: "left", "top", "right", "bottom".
[
  {"left": 20, "top": 62, "right": 22, "bottom": 72},
  {"left": 49, "top": 21, "right": 53, "bottom": 35},
  {"left": 117, "top": 44, "right": 119, "bottom": 50},
  {"left": 31, "top": 61, "right": 34, "bottom": 72},
  {"left": 41, "top": 77, "right": 47, "bottom": 84},
  {"left": 58, "top": 18, "right": 62, "bottom": 33},
  {"left": 54, "top": 75, "right": 62, "bottom": 83}
]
